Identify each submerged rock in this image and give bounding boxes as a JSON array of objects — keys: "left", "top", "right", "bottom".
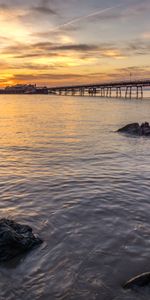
[
  {"left": 118, "top": 122, "right": 150, "bottom": 136},
  {"left": 123, "top": 272, "right": 150, "bottom": 289},
  {"left": 0, "top": 218, "right": 43, "bottom": 262}
]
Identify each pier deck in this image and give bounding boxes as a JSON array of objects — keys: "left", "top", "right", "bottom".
[{"left": 48, "top": 79, "right": 150, "bottom": 99}]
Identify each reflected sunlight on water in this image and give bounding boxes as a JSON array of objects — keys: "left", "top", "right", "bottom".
[{"left": 0, "top": 94, "right": 150, "bottom": 300}]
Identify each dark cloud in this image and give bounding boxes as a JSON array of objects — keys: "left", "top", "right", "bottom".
[
  {"left": 51, "top": 44, "right": 99, "bottom": 51},
  {"left": 14, "top": 52, "right": 60, "bottom": 59},
  {"left": 1, "top": 38, "right": 150, "bottom": 62},
  {"left": 106, "top": 66, "right": 150, "bottom": 81},
  {"left": 125, "top": 40, "right": 150, "bottom": 56},
  {"left": 13, "top": 63, "right": 58, "bottom": 70},
  {"left": 0, "top": 3, "right": 9, "bottom": 10},
  {"left": 32, "top": 6, "right": 56, "bottom": 15},
  {"left": 9, "top": 72, "right": 109, "bottom": 86},
  {"left": 116, "top": 66, "right": 150, "bottom": 75},
  {"left": 34, "top": 25, "right": 79, "bottom": 39},
  {"left": 0, "top": 0, "right": 59, "bottom": 24},
  {"left": 31, "top": 0, "right": 58, "bottom": 16},
  {"left": 13, "top": 73, "right": 84, "bottom": 80},
  {"left": 87, "top": 66, "right": 150, "bottom": 82},
  {"left": 6, "top": 65, "right": 150, "bottom": 86},
  {"left": 0, "top": 41, "right": 100, "bottom": 57},
  {"left": 0, "top": 59, "right": 67, "bottom": 71}
]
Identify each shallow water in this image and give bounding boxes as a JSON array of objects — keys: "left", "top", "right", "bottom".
[{"left": 0, "top": 95, "right": 150, "bottom": 300}]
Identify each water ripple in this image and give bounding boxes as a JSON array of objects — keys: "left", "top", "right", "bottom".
[{"left": 0, "top": 95, "right": 150, "bottom": 299}]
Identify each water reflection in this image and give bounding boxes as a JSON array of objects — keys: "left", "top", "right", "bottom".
[{"left": 0, "top": 95, "right": 150, "bottom": 299}]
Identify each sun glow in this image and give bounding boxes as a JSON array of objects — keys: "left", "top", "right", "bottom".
[
  {"left": 0, "top": 1, "right": 149, "bottom": 87},
  {"left": 0, "top": 12, "right": 30, "bottom": 43}
]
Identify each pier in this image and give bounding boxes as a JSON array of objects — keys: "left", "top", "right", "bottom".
[{"left": 48, "top": 79, "right": 150, "bottom": 99}]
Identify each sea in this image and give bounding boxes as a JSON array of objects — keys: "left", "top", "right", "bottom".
[{"left": 0, "top": 93, "right": 150, "bottom": 300}]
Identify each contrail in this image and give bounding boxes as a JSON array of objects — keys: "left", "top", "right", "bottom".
[{"left": 50, "top": 4, "right": 122, "bottom": 32}]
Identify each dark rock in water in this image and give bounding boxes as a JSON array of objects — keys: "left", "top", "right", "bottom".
[
  {"left": 118, "top": 122, "right": 150, "bottom": 136},
  {"left": 118, "top": 123, "right": 140, "bottom": 135},
  {"left": 123, "top": 272, "right": 150, "bottom": 289},
  {"left": 0, "top": 218, "right": 43, "bottom": 262}
]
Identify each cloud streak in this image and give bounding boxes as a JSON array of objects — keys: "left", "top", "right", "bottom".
[{"left": 49, "top": 4, "right": 123, "bottom": 32}]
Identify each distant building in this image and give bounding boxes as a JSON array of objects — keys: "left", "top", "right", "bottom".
[{"left": 4, "top": 84, "right": 48, "bottom": 94}]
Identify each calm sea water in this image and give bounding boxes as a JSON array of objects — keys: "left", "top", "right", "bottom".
[{"left": 0, "top": 94, "right": 150, "bottom": 300}]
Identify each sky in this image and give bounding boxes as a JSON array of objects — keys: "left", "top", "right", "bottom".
[{"left": 0, "top": 0, "right": 150, "bottom": 87}]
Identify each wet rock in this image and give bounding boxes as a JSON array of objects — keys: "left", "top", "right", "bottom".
[
  {"left": 118, "top": 122, "right": 150, "bottom": 136},
  {"left": 118, "top": 123, "right": 140, "bottom": 135},
  {"left": 123, "top": 272, "right": 150, "bottom": 289},
  {"left": 141, "top": 122, "right": 150, "bottom": 135},
  {"left": 0, "top": 218, "right": 43, "bottom": 262}
]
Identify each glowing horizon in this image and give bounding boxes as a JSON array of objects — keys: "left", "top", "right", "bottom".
[{"left": 0, "top": 0, "right": 150, "bottom": 87}]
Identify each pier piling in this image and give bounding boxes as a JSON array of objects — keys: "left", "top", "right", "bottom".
[{"left": 47, "top": 79, "right": 149, "bottom": 99}]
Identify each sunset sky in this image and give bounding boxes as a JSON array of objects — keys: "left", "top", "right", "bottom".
[{"left": 0, "top": 0, "right": 150, "bottom": 87}]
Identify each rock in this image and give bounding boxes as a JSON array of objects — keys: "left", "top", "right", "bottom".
[
  {"left": 118, "top": 123, "right": 140, "bottom": 135},
  {"left": 118, "top": 122, "right": 150, "bottom": 136},
  {"left": 141, "top": 122, "right": 150, "bottom": 135},
  {"left": 0, "top": 218, "right": 43, "bottom": 262},
  {"left": 123, "top": 272, "right": 150, "bottom": 289}
]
